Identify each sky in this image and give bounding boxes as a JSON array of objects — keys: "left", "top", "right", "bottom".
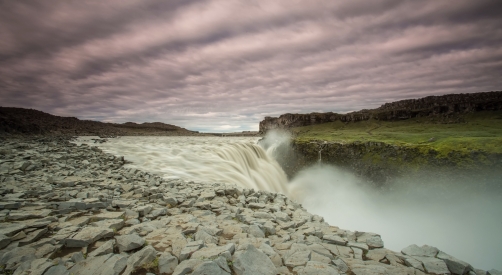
[{"left": 1, "top": 1, "right": 501, "bottom": 132}]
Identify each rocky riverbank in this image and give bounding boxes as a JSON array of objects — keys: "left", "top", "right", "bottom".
[{"left": 0, "top": 136, "right": 500, "bottom": 275}]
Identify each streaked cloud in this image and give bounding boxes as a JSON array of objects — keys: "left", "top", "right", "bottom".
[{"left": 1, "top": 0, "right": 501, "bottom": 132}]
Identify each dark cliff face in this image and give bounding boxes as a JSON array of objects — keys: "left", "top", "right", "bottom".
[
  {"left": 259, "top": 91, "right": 502, "bottom": 133},
  {"left": 0, "top": 107, "right": 193, "bottom": 136}
]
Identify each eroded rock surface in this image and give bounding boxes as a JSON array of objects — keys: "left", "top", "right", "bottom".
[{"left": 0, "top": 137, "right": 498, "bottom": 275}]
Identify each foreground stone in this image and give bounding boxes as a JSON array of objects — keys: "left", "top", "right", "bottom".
[{"left": 0, "top": 137, "right": 499, "bottom": 275}]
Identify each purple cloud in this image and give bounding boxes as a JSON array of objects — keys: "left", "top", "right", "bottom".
[{"left": 1, "top": 0, "right": 501, "bottom": 132}]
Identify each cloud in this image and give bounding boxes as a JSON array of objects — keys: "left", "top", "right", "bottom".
[{"left": 0, "top": 0, "right": 501, "bottom": 132}]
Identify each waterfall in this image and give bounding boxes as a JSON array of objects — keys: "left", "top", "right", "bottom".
[
  {"left": 77, "top": 136, "right": 289, "bottom": 194},
  {"left": 315, "top": 141, "right": 328, "bottom": 164}
]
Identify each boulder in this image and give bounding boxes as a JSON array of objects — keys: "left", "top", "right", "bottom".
[
  {"left": 115, "top": 234, "right": 145, "bottom": 252},
  {"left": 233, "top": 244, "right": 276, "bottom": 275},
  {"left": 414, "top": 256, "right": 450, "bottom": 275},
  {"left": 158, "top": 252, "right": 178, "bottom": 275},
  {"left": 123, "top": 245, "right": 157, "bottom": 275},
  {"left": 436, "top": 251, "right": 473, "bottom": 275}
]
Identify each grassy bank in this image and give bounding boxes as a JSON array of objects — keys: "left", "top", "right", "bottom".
[{"left": 291, "top": 110, "right": 502, "bottom": 157}]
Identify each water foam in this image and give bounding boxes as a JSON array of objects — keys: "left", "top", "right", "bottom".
[{"left": 76, "top": 136, "right": 288, "bottom": 193}]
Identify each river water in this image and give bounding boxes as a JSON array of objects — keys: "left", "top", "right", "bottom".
[{"left": 75, "top": 135, "right": 502, "bottom": 271}]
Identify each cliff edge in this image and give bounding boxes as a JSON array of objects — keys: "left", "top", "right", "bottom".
[{"left": 259, "top": 91, "right": 502, "bottom": 133}]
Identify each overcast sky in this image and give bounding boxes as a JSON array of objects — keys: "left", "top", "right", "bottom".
[{"left": 1, "top": 0, "right": 501, "bottom": 132}]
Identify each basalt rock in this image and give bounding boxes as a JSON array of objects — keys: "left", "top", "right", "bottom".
[{"left": 259, "top": 91, "right": 502, "bottom": 133}]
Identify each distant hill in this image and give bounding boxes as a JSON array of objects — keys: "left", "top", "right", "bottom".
[
  {"left": 0, "top": 107, "right": 200, "bottom": 136},
  {"left": 259, "top": 91, "right": 502, "bottom": 133}
]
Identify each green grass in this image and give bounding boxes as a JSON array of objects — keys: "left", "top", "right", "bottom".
[{"left": 292, "top": 111, "right": 502, "bottom": 156}]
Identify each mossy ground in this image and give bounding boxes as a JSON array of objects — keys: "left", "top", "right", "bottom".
[{"left": 292, "top": 110, "right": 502, "bottom": 157}]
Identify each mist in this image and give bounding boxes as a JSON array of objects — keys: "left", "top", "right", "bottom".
[{"left": 288, "top": 164, "right": 502, "bottom": 270}]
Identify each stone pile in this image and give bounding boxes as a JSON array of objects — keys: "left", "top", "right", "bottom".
[{"left": 0, "top": 137, "right": 500, "bottom": 275}]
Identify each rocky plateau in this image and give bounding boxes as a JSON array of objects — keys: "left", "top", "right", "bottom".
[{"left": 0, "top": 136, "right": 500, "bottom": 275}]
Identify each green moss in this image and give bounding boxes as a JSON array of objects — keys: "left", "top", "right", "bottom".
[{"left": 292, "top": 111, "right": 502, "bottom": 156}]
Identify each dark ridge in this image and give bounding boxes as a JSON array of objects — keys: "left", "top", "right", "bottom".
[
  {"left": 259, "top": 91, "right": 502, "bottom": 133},
  {"left": 0, "top": 107, "right": 199, "bottom": 136}
]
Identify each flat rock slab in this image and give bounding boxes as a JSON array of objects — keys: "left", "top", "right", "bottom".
[
  {"left": 414, "top": 256, "right": 450, "bottom": 275},
  {"left": 0, "top": 202, "right": 21, "bottom": 209},
  {"left": 0, "top": 223, "right": 27, "bottom": 237},
  {"left": 44, "top": 265, "right": 70, "bottom": 275},
  {"left": 191, "top": 243, "right": 235, "bottom": 260},
  {"left": 0, "top": 246, "right": 37, "bottom": 269},
  {"left": 402, "top": 244, "right": 439, "bottom": 257},
  {"left": 88, "top": 239, "right": 115, "bottom": 258},
  {"left": 323, "top": 234, "right": 347, "bottom": 246},
  {"left": 70, "top": 253, "right": 127, "bottom": 275},
  {"left": 65, "top": 227, "right": 114, "bottom": 247},
  {"left": 285, "top": 250, "right": 312, "bottom": 268},
  {"left": 19, "top": 227, "right": 48, "bottom": 246},
  {"left": 8, "top": 209, "right": 52, "bottom": 221},
  {"left": 293, "top": 261, "right": 340, "bottom": 275},
  {"left": 192, "top": 261, "right": 230, "bottom": 275},
  {"left": 92, "top": 211, "right": 125, "bottom": 221},
  {"left": 90, "top": 219, "right": 124, "bottom": 230}
]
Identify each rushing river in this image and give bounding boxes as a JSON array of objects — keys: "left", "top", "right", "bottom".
[{"left": 75, "top": 135, "right": 502, "bottom": 271}]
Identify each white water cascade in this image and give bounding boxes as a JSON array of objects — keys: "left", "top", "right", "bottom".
[{"left": 75, "top": 136, "right": 289, "bottom": 194}]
